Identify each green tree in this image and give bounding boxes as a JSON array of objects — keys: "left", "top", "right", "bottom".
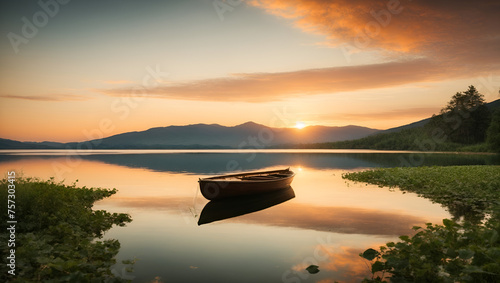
[
  {"left": 441, "top": 85, "right": 485, "bottom": 113},
  {"left": 486, "top": 110, "right": 500, "bottom": 153},
  {"left": 431, "top": 85, "right": 491, "bottom": 144}
]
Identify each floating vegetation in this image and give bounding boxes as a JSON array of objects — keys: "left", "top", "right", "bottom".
[
  {"left": 343, "top": 165, "right": 500, "bottom": 222},
  {"left": 343, "top": 165, "right": 500, "bottom": 282}
]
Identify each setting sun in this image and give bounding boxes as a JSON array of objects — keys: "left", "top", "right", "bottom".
[{"left": 295, "top": 122, "right": 306, "bottom": 129}]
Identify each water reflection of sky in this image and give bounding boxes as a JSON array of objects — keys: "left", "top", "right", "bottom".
[{"left": 1, "top": 150, "right": 493, "bottom": 282}]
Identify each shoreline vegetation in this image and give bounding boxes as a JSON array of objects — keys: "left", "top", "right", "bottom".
[
  {"left": 343, "top": 165, "right": 500, "bottom": 282},
  {"left": 0, "top": 177, "right": 132, "bottom": 282}
]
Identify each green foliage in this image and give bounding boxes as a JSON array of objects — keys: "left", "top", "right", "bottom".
[
  {"left": 343, "top": 166, "right": 500, "bottom": 282},
  {"left": 441, "top": 85, "right": 486, "bottom": 113},
  {"left": 456, "top": 143, "right": 490, "bottom": 153},
  {"left": 360, "top": 219, "right": 500, "bottom": 282},
  {"left": 343, "top": 165, "right": 500, "bottom": 222},
  {"left": 487, "top": 110, "right": 500, "bottom": 153},
  {"left": 0, "top": 177, "right": 132, "bottom": 282},
  {"left": 431, "top": 85, "right": 490, "bottom": 144}
]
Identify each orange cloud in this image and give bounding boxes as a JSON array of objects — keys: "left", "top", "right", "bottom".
[
  {"left": 102, "top": 80, "right": 135, "bottom": 85},
  {"left": 322, "top": 247, "right": 374, "bottom": 282},
  {"left": 288, "top": 246, "right": 385, "bottom": 282},
  {"left": 248, "top": 0, "right": 500, "bottom": 64},
  {"left": 323, "top": 107, "right": 439, "bottom": 121},
  {"left": 101, "top": 59, "right": 466, "bottom": 102}
]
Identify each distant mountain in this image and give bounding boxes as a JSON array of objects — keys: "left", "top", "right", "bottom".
[
  {"left": 0, "top": 138, "right": 66, "bottom": 149},
  {"left": 91, "top": 122, "right": 379, "bottom": 149},
  {"left": 0, "top": 122, "right": 379, "bottom": 149}
]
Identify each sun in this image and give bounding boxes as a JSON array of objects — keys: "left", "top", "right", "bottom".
[{"left": 295, "top": 122, "right": 306, "bottom": 129}]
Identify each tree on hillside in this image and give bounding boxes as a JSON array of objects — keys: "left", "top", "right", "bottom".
[
  {"left": 486, "top": 110, "right": 500, "bottom": 153},
  {"left": 441, "top": 85, "right": 485, "bottom": 113},
  {"left": 430, "top": 85, "right": 491, "bottom": 144}
]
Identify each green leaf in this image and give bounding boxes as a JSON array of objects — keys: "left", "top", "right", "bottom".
[
  {"left": 305, "top": 265, "right": 320, "bottom": 274},
  {"left": 458, "top": 249, "right": 474, "bottom": 260},
  {"left": 371, "top": 261, "right": 385, "bottom": 273},
  {"left": 362, "top": 248, "right": 379, "bottom": 261},
  {"left": 489, "top": 230, "right": 498, "bottom": 244},
  {"left": 463, "top": 265, "right": 486, "bottom": 274},
  {"left": 399, "top": 235, "right": 410, "bottom": 242},
  {"left": 442, "top": 219, "right": 455, "bottom": 229}
]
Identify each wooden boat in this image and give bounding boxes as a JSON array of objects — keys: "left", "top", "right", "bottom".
[
  {"left": 198, "top": 186, "right": 295, "bottom": 225},
  {"left": 198, "top": 168, "right": 295, "bottom": 200}
]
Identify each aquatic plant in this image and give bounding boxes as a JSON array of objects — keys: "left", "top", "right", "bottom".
[
  {"left": 343, "top": 165, "right": 500, "bottom": 222},
  {"left": 343, "top": 165, "right": 500, "bottom": 282},
  {"left": 0, "top": 177, "right": 132, "bottom": 282}
]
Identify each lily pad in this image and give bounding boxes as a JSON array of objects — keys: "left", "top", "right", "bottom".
[{"left": 305, "top": 265, "right": 320, "bottom": 274}]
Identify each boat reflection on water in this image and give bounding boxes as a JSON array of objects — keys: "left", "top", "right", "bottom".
[{"left": 198, "top": 186, "right": 295, "bottom": 225}]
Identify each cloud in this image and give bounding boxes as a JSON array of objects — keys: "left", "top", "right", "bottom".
[
  {"left": 101, "top": 59, "right": 466, "bottom": 102},
  {"left": 100, "top": 0, "right": 499, "bottom": 103},
  {"left": 290, "top": 247, "right": 372, "bottom": 282},
  {"left": 248, "top": 0, "right": 500, "bottom": 66},
  {"left": 0, "top": 94, "right": 93, "bottom": 102},
  {"left": 323, "top": 107, "right": 440, "bottom": 121},
  {"left": 102, "top": 80, "right": 135, "bottom": 85}
]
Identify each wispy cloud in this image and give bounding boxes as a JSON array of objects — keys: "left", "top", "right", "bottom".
[
  {"left": 101, "top": 59, "right": 468, "bottom": 102},
  {"left": 102, "top": 80, "right": 135, "bottom": 85},
  {"left": 324, "top": 107, "right": 440, "bottom": 121},
  {"left": 0, "top": 94, "right": 93, "bottom": 102}
]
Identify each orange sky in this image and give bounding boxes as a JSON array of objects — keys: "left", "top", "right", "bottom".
[{"left": 0, "top": 0, "right": 499, "bottom": 142}]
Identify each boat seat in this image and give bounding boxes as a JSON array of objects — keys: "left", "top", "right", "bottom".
[
  {"left": 270, "top": 174, "right": 291, "bottom": 177},
  {"left": 242, "top": 175, "right": 281, "bottom": 180}
]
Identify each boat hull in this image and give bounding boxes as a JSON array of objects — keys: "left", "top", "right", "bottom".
[{"left": 199, "top": 169, "right": 295, "bottom": 200}]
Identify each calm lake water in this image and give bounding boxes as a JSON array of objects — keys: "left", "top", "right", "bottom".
[{"left": 1, "top": 149, "right": 499, "bottom": 282}]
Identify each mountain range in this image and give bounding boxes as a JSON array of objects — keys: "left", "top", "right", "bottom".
[
  {"left": 0, "top": 122, "right": 378, "bottom": 149},
  {"left": 2, "top": 99, "right": 498, "bottom": 149}
]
